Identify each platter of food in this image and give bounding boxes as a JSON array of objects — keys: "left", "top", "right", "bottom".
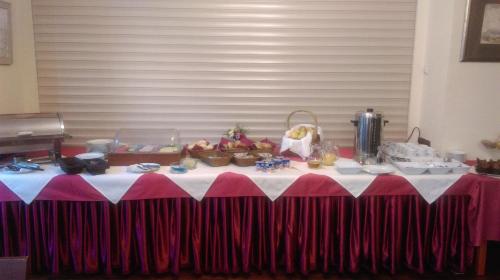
[
  {"left": 476, "top": 159, "right": 500, "bottom": 176},
  {"left": 187, "top": 139, "right": 215, "bottom": 158},
  {"left": 199, "top": 151, "right": 232, "bottom": 167},
  {"left": 107, "top": 129, "right": 182, "bottom": 166},
  {"left": 232, "top": 152, "right": 259, "bottom": 167}
]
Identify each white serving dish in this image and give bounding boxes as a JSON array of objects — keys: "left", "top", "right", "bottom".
[
  {"left": 362, "top": 164, "right": 395, "bottom": 175},
  {"left": 452, "top": 165, "right": 471, "bottom": 174},
  {"left": 427, "top": 162, "right": 452, "bottom": 175},
  {"left": 394, "top": 162, "right": 428, "bottom": 175},
  {"left": 86, "top": 139, "right": 114, "bottom": 154},
  {"left": 75, "top": 152, "right": 105, "bottom": 161},
  {"left": 126, "top": 163, "right": 160, "bottom": 173},
  {"left": 446, "top": 161, "right": 471, "bottom": 174},
  {"left": 335, "top": 160, "right": 362, "bottom": 175}
]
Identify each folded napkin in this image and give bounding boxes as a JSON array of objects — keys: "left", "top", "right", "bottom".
[
  {"left": 217, "top": 134, "right": 254, "bottom": 151},
  {"left": 280, "top": 124, "right": 322, "bottom": 159}
]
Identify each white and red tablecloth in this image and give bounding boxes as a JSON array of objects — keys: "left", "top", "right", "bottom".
[
  {"left": 1, "top": 147, "right": 499, "bottom": 276},
  {"left": 0, "top": 160, "right": 465, "bottom": 204}
]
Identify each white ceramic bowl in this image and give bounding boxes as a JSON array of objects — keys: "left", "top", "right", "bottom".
[
  {"left": 86, "top": 139, "right": 114, "bottom": 154},
  {"left": 362, "top": 164, "right": 395, "bottom": 175},
  {"left": 336, "top": 160, "right": 362, "bottom": 175},
  {"left": 452, "top": 165, "right": 471, "bottom": 174},
  {"left": 395, "top": 162, "right": 428, "bottom": 175},
  {"left": 75, "top": 152, "right": 105, "bottom": 161},
  {"left": 446, "top": 161, "right": 471, "bottom": 174},
  {"left": 427, "top": 162, "right": 452, "bottom": 175}
]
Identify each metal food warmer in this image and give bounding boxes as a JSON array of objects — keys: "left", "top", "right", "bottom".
[{"left": 0, "top": 113, "right": 67, "bottom": 163}]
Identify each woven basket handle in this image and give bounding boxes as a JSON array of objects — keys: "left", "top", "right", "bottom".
[
  {"left": 286, "top": 110, "right": 318, "bottom": 131},
  {"left": 286, "top": 110, "right": 320, "bottom": 143}
]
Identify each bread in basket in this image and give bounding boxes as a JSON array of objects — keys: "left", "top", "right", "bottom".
[{"left": 280, "top": 110, "right": 322, "bottom": 159}]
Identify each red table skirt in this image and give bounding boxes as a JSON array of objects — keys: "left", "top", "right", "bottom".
[{"left": 0, "top": 194, "right": 473, "bottom": 275}]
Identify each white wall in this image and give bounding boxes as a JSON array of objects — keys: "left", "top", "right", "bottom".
[
  {"left": 0, "top": 0, "right": 39, "bottom": 114},
  {"left": 409, "top": 0, "right": 500, "bottom": 159},
  {"left": 1, "top": 0, "right": 499, "bottom": 159}
]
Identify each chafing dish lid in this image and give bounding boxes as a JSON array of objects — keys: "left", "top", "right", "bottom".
[{"left": 0, "top": 113, "right": 65, "bottom": 139}]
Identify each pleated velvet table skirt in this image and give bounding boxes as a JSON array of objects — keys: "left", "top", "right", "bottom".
[{"left": 0, "top": 195, "right": 472, "bottom": 276}]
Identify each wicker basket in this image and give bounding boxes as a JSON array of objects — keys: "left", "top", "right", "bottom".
[
  {"left": 224, "top": 147, "right": 250, "bottom": 155},
  {"left": 188, "top": 148, "right": 214, "bottom": 159},
  {"left": 251, "top": 149, "right": 274, "bottom": 159},
  {"left": 200, "top": 151, "right": 232, "bottom": 167},
  {"left": 286, "top": 110, "right": 320, "bottom": 144},
  {"left": 232, "top": 154, "right": 258, "bottom": 167},
  {"left": 252, "top": 147, "right": 274, "bottom": 155}
]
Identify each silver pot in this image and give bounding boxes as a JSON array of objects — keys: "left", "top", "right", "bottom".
[{"left": 350, "top": 108, "right": 389, "bottom": 163}]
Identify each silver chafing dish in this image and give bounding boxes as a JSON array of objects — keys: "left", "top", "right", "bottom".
[{"left": 0, "top": 113, "right": 68, "bottom": 163}]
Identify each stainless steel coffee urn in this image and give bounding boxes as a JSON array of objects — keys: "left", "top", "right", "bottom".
[{"left": 350, "top": 108, "right": 388, "bottom": 163}]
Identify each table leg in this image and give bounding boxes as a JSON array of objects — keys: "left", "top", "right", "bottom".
[{"left": 475, "top": 241, "right": 488, "bottom": 276}]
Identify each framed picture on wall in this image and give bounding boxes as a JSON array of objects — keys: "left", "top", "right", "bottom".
[
  {"left": 0, "top": 1, "right": 12, "bottom": 65},
  {"left": 461, "top": 0, "right": 500, "bottom": 61}
]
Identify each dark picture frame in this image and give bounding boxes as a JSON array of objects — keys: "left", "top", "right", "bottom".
[
  {"left": 0, "top": 0, "right": 12, "bottom": 65},
  {"left": 461, "top": 0, "right": 500, "bottom": 62}
]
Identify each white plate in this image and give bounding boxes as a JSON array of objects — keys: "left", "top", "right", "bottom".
[
  {"left": 126, "top": 163, "right": 160, "bottom": 173},
  {"left": 335, "top": 159, "right": 362, "bottom": 174},
  {"left": 86, "top": 139, "right": 113, "bottom": 145},
  {"left": 1, "top": 167, "right": 34, "bottom": 174},
  {"left": 75, "top": 152, "right": 105, "bottom": 160},
  {"left": 363, "top": 165, "right": 395, "bottom": 175}
]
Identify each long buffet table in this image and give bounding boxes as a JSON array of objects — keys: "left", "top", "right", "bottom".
[{"left": 0, "top": 149, "right": 499, "bottom": 276}]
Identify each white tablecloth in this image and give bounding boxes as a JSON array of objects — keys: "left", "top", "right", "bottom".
[{"left": 0, "top": 162, "right": 465, "bottom": 204}]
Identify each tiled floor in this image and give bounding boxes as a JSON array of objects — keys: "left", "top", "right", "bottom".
[
  {"left": 27, "top": 270, "right": 500, "bottom": 280},
  {"left": 28, "top": 242, "right": 500, "bottom": 280}
]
